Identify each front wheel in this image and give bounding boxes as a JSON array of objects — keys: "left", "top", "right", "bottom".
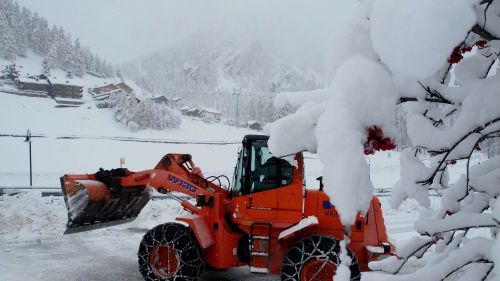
[
  {"left": 281, "top": 235, "right": 361, "bottom": 281},
  {"left": 138, "top": 223, "right": 204, "bottom": 281}
]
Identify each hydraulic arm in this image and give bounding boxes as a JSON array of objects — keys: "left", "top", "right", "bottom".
[{"left": 61, "top": 153, "right": 225, "bottom": 234}]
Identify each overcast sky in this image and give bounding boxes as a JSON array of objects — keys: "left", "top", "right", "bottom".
[{"left": 16, "top": 0, "right": 352, "bottom": 64}]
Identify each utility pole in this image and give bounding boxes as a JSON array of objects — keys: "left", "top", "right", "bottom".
[
  {"left": 232, "top": 88, "right": 241, "bottom": 127},
  {"left": 24, "top": 129, "right": 32, "bottom": 186}
]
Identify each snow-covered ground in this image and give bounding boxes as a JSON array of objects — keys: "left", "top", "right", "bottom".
[
  {"left": 0, "top": 89, "right": 484, "bottom": 280},
  {"left": 0, "top": 191, "right": 438, "bottom": 281},
  {"left": 0, "top": 92, "right": 252, "bottom": 186}
]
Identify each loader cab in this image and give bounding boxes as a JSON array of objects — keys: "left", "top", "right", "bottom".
[
  {"left": 231, "top": 135, "right": 294, "bottom": 197},
  {"left": 230, "top": 135, "right": 303, "bottom": 226}
]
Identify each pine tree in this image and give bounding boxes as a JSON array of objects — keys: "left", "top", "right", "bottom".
[
  {"left": 10, "top": 2, "right": 27, "bottom": 57},
  {"left": 30, "top": 14, "right": 50, "bottom": 55},
  {"left": 0, "top": 5, "right": 17, "bottom": 60},
  {"left": 41, "top": 57, "right": 50, "bottom": 76},
  {"left": 115, "top": 67, "right": 124, "bottom": 81},
  {"left": 21, "top": 7, "right": 32, "bottom": 49},
  {"left": 0, "top": 2, "right": 115, "bottom": 79},
  {"left": 73, "top": 39, "right": 85, "bottom": 77},
  {"left": 0, "top": 63, "right": 19, "bottom": 81},
  {"left": 46, "top": 43, "right": 58, "bottom": 69}
]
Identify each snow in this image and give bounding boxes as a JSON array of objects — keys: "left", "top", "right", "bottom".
[
  {"left": 0, "top": 191, "right": 432, "bottom": 281},
  {"left": 370, "top": 0, "right": 477, "bottom": 79},
  {"left": 0, "top": 89, "right": 434, "bottom": 280},
  {"left": 407, "top": 75, "right": 500, "bottom": 151},
  {"left": 454, "top": 54, "right": 493, "bottom": 83},
  {"left": 270, "top": 55, "right": 400, "bottom": 226},
  {"left": 470, "top": 155, "right": 500, "bottom": 196},
  {"left": 494, "top": 197, "right": 500, "bottom": 279},
  {"left": 315, "top": 55, "right": 398, "bottom": 226},
  {"left": 415, "top": 213, "right": 498, "bottom": 236},
  {"left": 476, "top": 0, "right": 500, "bottom": 39},
  {"left": 365, "top": 245, "right": 385, "bottom": 254},
  {"left": 0, "top": 102, "right": 450, "bottom": 280},
  {"left": 201, "top": 107, "right": 222, "bottom": 114},
  {"left": 364, "top": 237, "right": 493, "bottom": 281},
  {"left": 0, "top": 91, "right": 255, "bottom": 187},
  {"left": 266, "top": 102, "right": 325, "bottom": 157},
  {"left": 335, "top": 238, "right": 353, "bottom": 281},
  {"left": 273, "top": 88, "right": 328, "bottom": 109},
  {"left": 0, "top": 51, "right": 144, "bottom": 100},
  {"left": 17, "top": 76, "right": 48, "bottom": 84},
  {"left": 278, "top": 215, "right": 318, "bottom": 240},
  {"left": 390, "top": 150, "right": 432, "bottom": 209},
  {"left": 0, "top": 192, "right": 66, "bottom": 243}
]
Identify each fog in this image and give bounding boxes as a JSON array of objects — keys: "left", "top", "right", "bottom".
[{"left": 16, "top": 0, "right": 354, "bottom": 64}]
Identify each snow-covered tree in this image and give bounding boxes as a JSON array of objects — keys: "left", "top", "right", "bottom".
[
  {"left": 106, "top": 93, "right": 181, "bottom": 131},
  {"left": 30, "top": 13, "right": 50, "bottom": 55},
  {"left": 0, "top": 2, "right": 114, "bottom": 78},
  {"left": 267, "top": 0, "right": 500, "bottom": 280},
  {"left": 120, "top": 34, "right": 325, "bottom": 123},
  {"left": 0, "top": 62, "right": 19, "bottom": 81},
  {"left": 41, "top": 57, "right": 50, "bottom": 76},
  {"left": 0, "top": 1, "right": 17, "bottom": 60}
]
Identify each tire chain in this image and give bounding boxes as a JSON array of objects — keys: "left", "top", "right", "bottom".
[
  {"left": 138, "top": 223, "right": 205, "bottom": 281},
  {"left": 280, "top": 235, "right": 361, "bottom": 281}
]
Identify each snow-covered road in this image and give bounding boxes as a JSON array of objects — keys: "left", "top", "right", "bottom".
[{"left": 0, "top": 228, "right": 277, "bottom": 281}]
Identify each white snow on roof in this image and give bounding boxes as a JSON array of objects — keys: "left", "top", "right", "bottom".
[
  {"left": 201, "top": 107, "right": 222, "bottom": 114},
  {"left": 18, "top": 76, "right": 48, "bottom": 84}
]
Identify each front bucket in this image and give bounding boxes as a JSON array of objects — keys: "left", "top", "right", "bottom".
[{"left": 60, "top": 175, "right": 150, "bottom": 234}]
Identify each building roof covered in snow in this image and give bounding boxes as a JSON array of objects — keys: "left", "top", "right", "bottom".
[
  {"left": 116, "top": 82, "right": 134, "bottom": 94},
  {"left": 18, "top": 76, "right": 49, "bottom": 85},
  {"left": 91, "top": 84, "right": 120, "bottom": 95},
  {"left": 200, "top": 107, "right": 222, "bottom": 115}
]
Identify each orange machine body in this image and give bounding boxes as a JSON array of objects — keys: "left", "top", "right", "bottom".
[
  {"left": 186, "top": 153, "right": 392, "bottom": 273},
  {"left": 61, "top": 135, "right": 393, "bottom": 278}
]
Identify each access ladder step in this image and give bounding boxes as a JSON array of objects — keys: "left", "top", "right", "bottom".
[
  {"left": 250, "top": 266, "right": 270, "bottom": 274},
  {"left": 251, "top": 251, "right": 269, "bottom": 257},
  {"left": 252, "top": 235, "right": 269, "bottom": 240}
]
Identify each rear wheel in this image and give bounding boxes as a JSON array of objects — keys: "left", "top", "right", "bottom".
[
  {"left": 280, "top": 235, "right": 361, "bottom": 281},
  {"left": 138, "top": 223, "right": 204, "bottom": 281}
]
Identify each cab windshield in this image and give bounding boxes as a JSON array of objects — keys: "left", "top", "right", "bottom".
[{"left": 232, "top": 139, "right": 293, "bottom": 196}]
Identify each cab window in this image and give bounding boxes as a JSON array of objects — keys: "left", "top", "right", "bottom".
[{"left": 248, "top": 142, "right": 293, "bottom": 193}]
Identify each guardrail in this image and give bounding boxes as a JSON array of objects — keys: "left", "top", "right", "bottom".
[
  {"left": 0, "top": 186, "right": 440, "bottom": 198},
  {"left": 0, "top": 186, "right": 192, "bottom": 200},
  {"left": 0, "top": 186, "right": 62, "bottom": 197}
]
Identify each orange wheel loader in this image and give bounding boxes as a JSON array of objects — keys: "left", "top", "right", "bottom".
[{"left": 60, "top": 135, "right": 393, "bottom": 281}]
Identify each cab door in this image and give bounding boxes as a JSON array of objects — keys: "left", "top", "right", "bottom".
[
  {"left": 230, "top": 138, "right": 298, "bottom": 224},
  {"left": 277, "top": 154, "right": 303, "bottom": 224}
]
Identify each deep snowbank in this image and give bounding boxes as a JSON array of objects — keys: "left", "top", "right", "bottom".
[{"left": 0, "top": 192, "right": 187, "bottom": 243}]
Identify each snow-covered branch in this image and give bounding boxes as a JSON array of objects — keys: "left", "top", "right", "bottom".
[{"left": 415, "top": 213, "right": 499, "bottom": 236}]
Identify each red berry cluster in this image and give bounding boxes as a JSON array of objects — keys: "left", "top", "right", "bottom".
[
  {"left": 364, "top": 126, "right": 396, "bottom": 155},
  {"left": 476, "top": 40, "right": 487, "bottom": 49},
  {"left": 448, "top": 40, "right": 489, "bottom": 64},
  {"left": 460, "top": 46, "right": 472, "bottom": 53},
  {"left": 448, "top": 46, "right": 464, "bottom": 64}
]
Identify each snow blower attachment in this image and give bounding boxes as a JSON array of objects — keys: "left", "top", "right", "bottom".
[
  {"left": 61, "top": 168, "right": 150, "bottom": 234},
  {"left": 60, "top": 137, "right": 394, "bottom": 281}
]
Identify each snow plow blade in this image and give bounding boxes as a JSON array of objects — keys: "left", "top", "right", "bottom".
[{"left": 60, "top": 172, "right": 150, "bottom": 234}]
